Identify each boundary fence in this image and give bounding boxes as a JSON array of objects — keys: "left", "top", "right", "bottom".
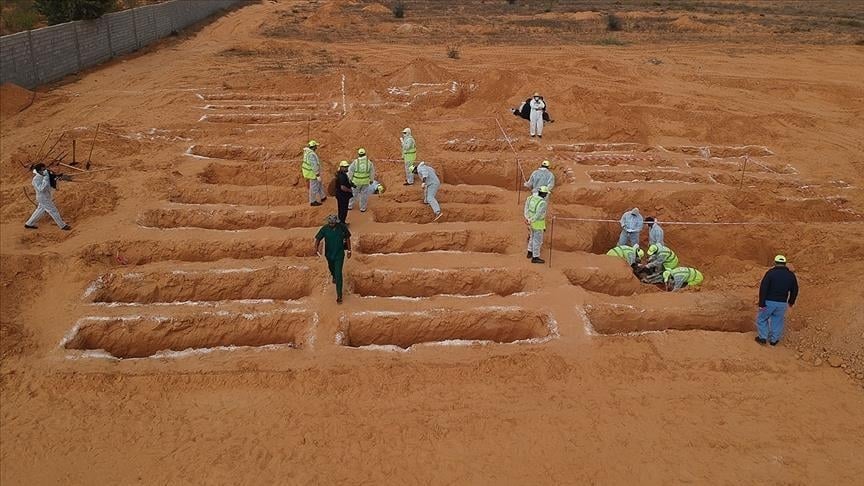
[{"left": 0, "top": 0, "right": 242, "bottom": 89}]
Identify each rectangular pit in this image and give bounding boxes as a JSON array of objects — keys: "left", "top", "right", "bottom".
[
  {"left": 351, "top": 268, "right": 535, "bottom": 297},
  {"left": 197, "top": 92, "right": 317, "bottom": 102},
  {"left": 80, "top": 238, "right": 316, "bottom": 265},
  {"left": 436, "top": 160, "right": 519, "bottom": 190},
  {"left": 85, "top": 266, "right": 312, "bottom": 304},
  {"left": 63, "top": 311, "right": 314, "bottom": 359},
  {"left": 548, "top": 142, "right": 646, "bottom": 153},
  {"left": 565, "top": 154, "right": 668, "bottom": 167},
  {"left": 584, "top": 296, "right": 752, "bottom": 335},
  {"left": 339, "top": 308, "right": 555, "bottom": 349},
  {"left": 187, "top": 144, "right": 292, "bottom": 162},
  {"left": 380, "top": 185, "right": 502, "bottom": 205},
  {"left": 588, "top": 169, "right": 712, "bottom": 184},
  {"left": 137, "top": 208, "right": 323, "bottom": 230},
  {"left": 170, "top": 184, "right": 308, "bottom": 206},
  {"left": 355, "top": 230, "right": 511, "bottom": 254},
  {"left": 371, "top": 205, "right": 505, "bottom": 224},
  {"left": 200, "top": 163, "right": 304, "bottom": 187},
  {"left": 200, "top": 113, "right": 339, "bottom": 124}
]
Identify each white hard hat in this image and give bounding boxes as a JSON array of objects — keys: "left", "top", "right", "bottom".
[{"left": 402, "top": 127, "right": 411, "bottom": 134}]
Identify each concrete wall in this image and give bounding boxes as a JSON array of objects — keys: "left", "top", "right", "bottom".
[{"left": 0, "top": 0, "right": 241, "bottom": 88}]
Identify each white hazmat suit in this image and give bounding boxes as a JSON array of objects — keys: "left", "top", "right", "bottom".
[
  {"left": 25, "top": 170, "right": 67, "bottom": 228},
  {"left": 529, "top": 97, "right": 546, "bottom": 137}
]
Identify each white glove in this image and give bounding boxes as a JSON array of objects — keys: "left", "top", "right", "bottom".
[
  {"left": 421, "top": 182, "right": 426, "bottom": 188},
  {"left": 316, "top": 176, "right": 322, "bottom": 182},
  {"left": 33, "top": 169, "right": 39, "bottom": 175}
]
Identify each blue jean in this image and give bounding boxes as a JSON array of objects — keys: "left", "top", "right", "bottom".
[{"left": 756, "top": 300, "right": 788, "bottom": 342}]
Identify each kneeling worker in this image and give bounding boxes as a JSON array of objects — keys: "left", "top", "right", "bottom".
[
  {"left": 412, "top": 161, "right": 443, "bottom": 222},
  {"left": 606, "top": 244, "right": 644, "bottom": 267},
  {"left": 642, "top": 243, "right": 679, "bottom": 283},
  {"left": 314, "top": 215, "right": 352, "bottom": 304},
  {"left": 664, "top": 266, "right": 703, "bottom": 291},
  {"left": 524, "top": 185, "right": 549, "bottom": 264}
]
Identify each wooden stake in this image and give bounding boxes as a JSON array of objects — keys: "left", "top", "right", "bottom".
[{"left": 86, "top": 123, "right": 100, "bottom": 170}]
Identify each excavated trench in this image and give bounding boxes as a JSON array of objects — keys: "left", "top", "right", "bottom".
[
  {"left": 355, "top": 230, "right": 511, "bottom": 254},
  {"left": 80, "top": 238, "right": 316, "bottom": 265},
  {"left": 201, "top": 113, "right": 340, "bottom": 124},
  {"left": 563, "top": 154, "right": 667, "bottom": 167},
  {"left": 548, "top": 142, "right": 646, "bottom": 153},
  {"left": 169, "top": 184, "right": 308, "bottom": 206},
  {"left": 663, "top": 145, "right": 774, "bottom": 158},
  {"left": 138, "top": 208, "right": 323, "bottom": 230},
  {"left": 372, "top": 205, "right": 505, "bottom": 224},
  {"left": 187, "top": 144, "right": 293, "bottom": 162},
  {"left": 200, "top": 163, "right": 304, "bottom": 187},
  {"left": 198, "top": 93, "right": 317, "bottom": 102},
  {"left": 588, "top": 169, "right": 712, "bottom": 184},
  {"left": 435, "top": 160, "right": 519, "bottom": 189},
  {"left": 350, "top": 268, "right": 534, "bottom": 297},
  {"left": 380, "top": 186, "right": 502, "bottom": 205},
  {"left": 86, "top": 266, "right": 313, "bottom": 304},
  {"left": 563, "top": 266, "right": 652, "bottom": 296},
  {"left": 686, "top": 158, "right": 795, "bottom": 174},
  {"left": 340, "top": 308, "right": 553, "bottom": 348},
  {"left": 204, "top": 103, "right": 333, "bottom": 112},
  {"left": 442, "top": 138, "right": 533, "bottom": 152},
  {"left": 585, "top": 295, "right": 752, "bottom": 334},
  {"left": 64, "top": 311, "right": 313, "bottom": 359}
]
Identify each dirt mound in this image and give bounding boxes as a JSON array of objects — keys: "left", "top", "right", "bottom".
[
  {"left": 362, "top": 3, "right": 390, "bottom": 14},
  {"left": 350, "top": 268, "right": 535, "bottom": 297},
  {"left": 384, "top": 57, "right": 455, "bottom": 86},
  {"left": 0, "top": 83, "right": 35, "bottom": 117},
  {"left": 0, "top": 254, "right": 46, "bottom": 359},
  {"left": 80, "top": 237, "right": 316, "bottom": 266},
  {"left": 0, "top": 181, "right": 119, "bottom": 225}
]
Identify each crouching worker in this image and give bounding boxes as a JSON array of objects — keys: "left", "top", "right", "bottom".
[
  {"left": 606, "top": 244, "right": 644, "bottom": 273},
  {"left": 641, "top": 244, "right": 679, "bottom": 283},
  {"left": 663, "top": 266, "right": 703, "bottom": 291},
  {"left": 25, "top": 163, "right": 71, "bottom": 231},
  {"left": 413, "top": 161, "right": 443, "bottom": 222},
  {"left": 314, "top": 215, "right": 352, "bottom": 304}
]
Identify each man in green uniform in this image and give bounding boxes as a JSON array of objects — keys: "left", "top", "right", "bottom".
[{"left": 314, "top": 215, "right": 352, "bottom": 303}]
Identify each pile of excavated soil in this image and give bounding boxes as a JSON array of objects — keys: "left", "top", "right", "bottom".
[{"left": 0, "top": 83, "right": 35, "bottom": 117}]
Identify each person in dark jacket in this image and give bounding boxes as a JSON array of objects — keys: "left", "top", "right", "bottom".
[
  {"left": 755, "top": 255, "right": 799, "bottom": 346},
  {"left": 334, "top": 161, "right": 354, "bottom": 225}
]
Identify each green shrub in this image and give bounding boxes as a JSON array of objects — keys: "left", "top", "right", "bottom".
[{"left": 34, "top": 0, "right": 116, "bottom": 24}]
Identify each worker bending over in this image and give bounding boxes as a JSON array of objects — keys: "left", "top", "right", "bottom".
[
  {"left": 524, "top": 160, "right": 555, "bottom": 195},
  {"left": 606, "top": 244, "right": 644, "bottom": 267},
  {"left": 642, "top": 244, "right": 679, "bottom": 283},
  {"left": 302, "top": 140, "right": 327, "bottom": 206},
  {"left": 413, "top": 161, "right": 443, "bottom": 222},
  {"left": 348, "top": 148, "right": 375, "bottom": 212},
  {"left": 663, "top": 267, "right": 703, "bottom": 291},
  {"left": 401, "top": 128, "right": 417, "bottom": 185},
  {"left": 524, "top": 185, "right": 549, "bottom": 264}
]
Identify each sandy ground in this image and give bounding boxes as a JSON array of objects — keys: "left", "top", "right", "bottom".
[{"left": 2, "top": 0, "right": 864, "bottom": 484}]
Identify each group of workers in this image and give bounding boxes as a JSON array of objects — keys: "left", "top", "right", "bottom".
[{"left": 606, "top": 207, "right": 703, "bottom": 291}]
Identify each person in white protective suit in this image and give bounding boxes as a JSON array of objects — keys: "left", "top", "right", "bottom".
[
  {"left": 524, "top": 160, "right": 555, "bottom": 195},
  {"left": 618, "top": 207, "right": 644, "bottom": 246},
  {"left": 529, "top": 92, "right": 546, "bottom": 138},
  {"left": 645, "top": 216, "right": 665, "bottom": 246},
  {"left": 347, "top": 147, "right": 375, "bottom": 212},
  {"left": 24, "top": 163, "right": 71, "bottom": 231},
  {"left": 412, "top": 161, "right": 443, "bottom": 222}
]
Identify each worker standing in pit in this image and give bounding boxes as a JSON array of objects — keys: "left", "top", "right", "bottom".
[
  {"left": 334, "top": 161, "right": 354, "bottom": 225},
  {"left": 755, "top": 255, "right": 799, "bottom": 346},
  {"left": 524, "top": 185, "right": 549, "bottom": 264},
  {"left": 302, "top": 140, "right": 327, "bottom": 207},
  {"left": 412, "top": 161, "right": 443, "bottom": 222},
  {"left": 401, "top": 128, "right": 417, "bottom": 185},
  {"left": 314, "top": 215, "right": 352, "bottom": 304},
  {"left": 524, "top": 160, "right": 555, "bottom": 195},
  {"left": 618, "top": 207, "right": 644, "bottom": 246},
  {"left": 529, "top": 92, "right": 546, "bottom": 139},
  {"left": 645, "top": 216, "right": 664, "bottom": 246},
  {"left": 347, "top": 148, "right": 375, "bottom": 212},
  {"left": 663, "top": 266, "right": 703, "bottom": 291}
]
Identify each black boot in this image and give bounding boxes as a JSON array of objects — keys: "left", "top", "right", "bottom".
[
  {"left": 531, "top": 257, "right": 545, "bottom": 264},
  {"left": 527, "top": 251, "right": 533, "bottom": 258}
]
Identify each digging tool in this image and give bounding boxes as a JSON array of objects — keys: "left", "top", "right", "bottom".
[
  {"left": 86, "top": 123, "right": 100, "bottom": 170},
  {"left": 41, "top": 132, "right": 65, "bottom": 164},
  {"left": 59, "top": 162, "right": 87, "bottom": 173},
  {"left": 32, "top": 130, "right": 53, "bottom": 165}
]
